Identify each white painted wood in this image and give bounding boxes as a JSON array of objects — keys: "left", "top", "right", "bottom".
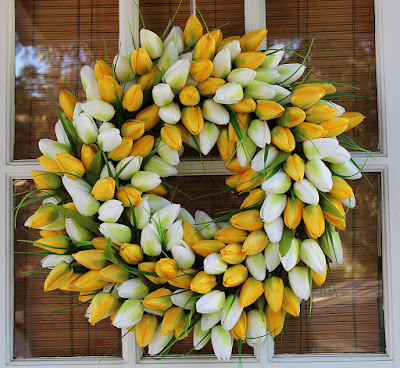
[
  {"left": 119, "top": 0, "right": 139, "bottom": 56},
  {"left": 244, "top": 0, "right": 267, "bottom": 49}
]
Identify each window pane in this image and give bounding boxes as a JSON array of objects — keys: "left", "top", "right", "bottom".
[
  {"left": 14, "top": 0, "right": 119, "bottom": 160},
  {"left": 13, "top": 179, "right": 122, "bottom": 358},
  {"left": 274, "top": 173, "right": 384, "bottom": 354},
  {"left": 266, "top": 0, "right": 379, "bottom": 152}
]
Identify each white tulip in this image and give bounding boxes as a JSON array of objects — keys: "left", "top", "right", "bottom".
[
  {"left": 99, "top": 223, "right": 132, "bottom": 245},
  {"left": 251, "top": 145, "right": 279, "bottom": 172},
  {"left": 98, "top": 121, "right": 116, "bottom": 132},
  {"left": 245, "top": 81, "right": 276, "bottom": 100},
  {"left": 201, "top": 311, "right": 222, "bottom": 331},
  {"left": 264, "top": 242, "right": 281, "bottom": 272},
  {"left": 41, "top": 254, "right": 73, "bottom": 269},
  {"left": 98, "top": 199, "right": 124, "bottom": 223},
  {"left": 55, "top": 120, "right": 71, "bottom": 147},
  {"left": 320, "top": 230, "right": 343, "bottom": 265},
  {"left": 269, "top": 84, "right": 292, "bottom": 104},
  {"left": 293, "top": 178, "right": 319, "bottom": 206},
  {"left": 196, "top": 290, "right": 226, "bottom": 314},
  {"left": 165, "top": 220, "right": 184, "bottom": 251},
  {"left": 113, "top": 55, "right": 134, "bottom": 83},
  {"left": 211, "top": 326, "right": 234, "bottom": 362},
  {"left": 140, "top": 28, "right": 163, "bottom": 59},
  {"left": 177, "top": 208, "right": 195, "bottom": 225},
  {"left": 152, "top": 83, "right": 175, "bottom": 107},
  {"left": 237, "top": 135, "right": 257, "bottom": 167},
  {"left": 222, "top": 40, "right": 241, "bottom": 62},
  {"left": 171, "top": 240, "right": 196, "bottom": 269},
  {"left": 338, "top": 194, "right": 356, "bottom": 209},
  {"left": 155, "top": 138, "right": 180, "bottom": 166},
  {"left": 38, "top": 139, "right": 70, "bottom": 161},
  {"left": 179, "top": 51, "right": 193, "bottom": 61},
  {"left": 144, "top": 307, "right": 166, "bottom": 317},
  {"left": 113, "top": 299, "right": 144, "bottom": 328},
  {"left": 62, "top": 175, "right": 91, "bottom": 194},
  {"left": 212, "top": 48, "right": 232, "bottom": 79},
  {"left": 193, "top": 323, "right": 211, "bottom": 350},
  {"left": 171, "top": 289, "right": 195, "bottom": 310},
  {"left": 65, "top": 217, "right": 91, "bottom": 242},
  {"left": 245, "top": 253, "right": 267, "bottom": 281},
  {"left": 85, "top": 81, "right": 102, "bottom": 101},
  {"left": 221, "top": 295, "right": 243, "bottom": 331},
  {"left": 80, "top": 65, "right": 97, "bottom": 90},
  {"left": 158, "top": 102, "right": 181, "bottom": 125},
  {"left": 115, "top": 156, "right": 142, "bottom": 181},
  {"left": 164, "top": 26, "right": 184, "bottom": 54},
  {"left": 140, "top": 223, "right": 162, "bottom": 256},
  {"left": 248, "top": 119, "right": 271, "bottom": 148},
  {"left": 280, "top": 238, "right": 300, "bottom": 272},
  {"left": 255, "top": 67, "right": 280, "bottom": 84},
  {"left": 213, "top": 83, "right": 243, "bottom": 105},
  {"left": 148, "top": 325, "right": 173, "bottom": 355},
  {"left": 195, "top": 210, "right": 218, "bottom": 240},
  {"left": 118, "top": 278, "right": 149, "bottom": 299},
  {"left": 260, "top": 194, "right": 287, "bottom": 223},
  {"left": 261, "top": 170, "right": 291, "bottom": 195},
  {"left": 70, "top": 188, "right": 100, "bottom": 217},
  {"left": 305, "top": 159, "right": 333, "bottom": 192},
  {"left": 133, "top": 197, "right": 151, "bottom": 230},
  {"left": 162, "top": 59, "right": 191, "bottom": 90},
  {"left": 204, "top": 253, "right": 228, "bottom": 275},
  {"left": 158, "top": 41, "right": 179, "bottom": 71},
  {"left": 246, "top": 309, "right": 267, "bottom": 348},
  {"left": 202, "top": 99, "right": 230, "bottom": 125},
  {"left": 131, "top": 171, "right": 161, "bottom": 192},
  {"left": 81, "top": 100, "right": 115, "bottom": 121},
  {"left": 276, "top": 63, "right": 306, "bottom": 86},
  {"left": 97, "top": 128, "right": 122, "bottom": 152},
  {"left": 303, "top": 138, "right": 339, "bottom": 160},
  {"left": 151, "top": 203, "right": 181, "bottom": 230},
  {"left": 288, "top": 266, "right": 310, "bottom": 300},
  {"left": 199, "top": 122, "right": 220, "bottom": 155},
  {"left": 75, "top": 112, "right": 99, "bottom": 144},
  {"left": 330, "top": 160, "right": 362, "bottom": 180},
  {"left": 261, "top": 43, "right": 285, "bottom": 68},
  {"left": 323, "top": 145, "right": 351, "bottom": 163},
  {"left": 264, "top": 216, "right": 284, "bottom": 243},
  {"left": 300, "top": 239, "right": 326, "bottom": 274},
  {"left": 100, "top": 162, "right": 116, "bottom": 179},
  {"left": 227, "top": 68, "right": 256, "bottom": 87},
  {"left": 142, "top": 194, "right": 171, "bottom": 213},
  {"left": 144, "top": 155, "right": 178, "bottom": 177}
]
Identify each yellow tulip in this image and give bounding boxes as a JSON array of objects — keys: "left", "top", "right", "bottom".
[
  {"left": 130, "top": 135, "right": 154, "bottom": 157},
  {"left": 138, "top": 262, "right": 167, "bottom": 285},
  {"left": 39, "top": 229, "right": 66, "bottom": 238},
  {"left": 192, "top": 240, "right": 225, "bottom": 258},
  {"left": 197, "top": 77, "right": 225, "bottom": 96},
  {"left": 292, "top": 122, "right": 327, "bottom": 142},
  {"left": 29, "top": 203, "right": 59, "bottom": 229},
  {"left": 143, "top": 288, "right": 172, "bottom": 311},
  {"left": 242, "top": 230, "right": 269, "bottom": 255},
  {"left": 229, "top": 98, "right": 256, "bottom": 113},
  {"left": 290, "top": 86, "right": 325, "bottom": 109},
  {"left": 217, "top": 128, "right": 235, "bottom": 162},
  {"left": 59, "top": 274, "right": 82, "bottom": 291},
  {"left": 240, "top": 29, "right": 268, "bottom": 52},
  {"left": 37, "top": 156, "right": 62, "bottom": 174},
  {"left": 137, "top": 67, "right": 157, "bottom": 90},
  {"left": 99, "top": 264, "right": 129, "bottom": 283},
  {"left": 342, "top": 111, "right": 366, "bottom": 131},
  {"left": 182, "top": 221, "right": 203, "bottom": 248},
  {"left": 119, "top": 243, "right": 143, "bottom": 265},
  {"left": 329, "top": 176, "right": 354, "bottom": 199},
  {"left": 73, "top": 270, "right": 109, "bottom": 291},
  {"left": 89, "top": 292, "right": 118, "bottom": 325},
  {"left": 72, "top": 249, "right": 107, "bottom": 271},
  {"left": 283, "top": 197, "right": 304, "bottom": 229},
  {"left": 94, "top": 60, "right": 113, "bottom": 80},
  {"left": 43, "top": 260, "right": 73, "bottom": 291},
  {"left": 230, "top": 210, "right": 264, "bottom": 231},
  {"left": 161, "top": 307, "right": 186, "bottom": 336},
  {"left": 283, "top": 154, "right": 305, "bottom": 182},
  {"left": 59, "top": 91, "right": 78, "bottom": 120},
  {"left": 155, "top": 258, "right": 178, "bottom": 280},
  {"left": 210, "top": 29, "right": 223, "bottom": 49},
  {"left": 264, "top": 277, "right": 284, "bottom": 312},
  {"left": 237, "top": 168, "right": 263, "bottom": 192},
  {"left": 277, "top": 106, "right": 306, "bottom": 128},
  {"left": 33, "top": 234, "right": 69, "bottom": 254},
  {"left": 223, "top": 264, "right": 248, "bottom": 287},
  {"left": 238, "top": 277, "right": 264, "bottom": 307},
  {"left": 271, "top": 126, "right": 296, "bottom": 152},
  {"left": 318, "top": 117, "right": 349, "bottom": 138},
  {"left": 225, "top": 173, "right": 242, "bottom": 188},
  {"left": 323, "top": 196, "right": 346, "bottom": 230},
  {"left": 184, "top": 14, "right": 203, "bottom": 46},
  {"left": 189, "top": 59, "right": 213, "bottom": 82},
  {"left": 79, "top": 290, "right": 96, "bottom": 303},
  {"left": 220, "top": 243, "right": 247, "bottom": 264},
  {"left": 80, "top": 144, "right": 99, "bottom": 171},
  {"left": 108, "top": 137, "right": 133, "bottom": 161},
  {"left": 265, "top": 306, "right": 285, "bottom": 337},
  {"left": 98, "top": 75, "right": 124, "bottom": 104},
  {"left": 214, "top": 228, "right": 248, "bottom": 243},
  {"left": 131, "top": 48, "right": 152, "bottom": 75},
  {"left": 226, "top": 156, "right": 250, "bottom": 173},
  {"left": 305, "top": 100, "right": 339, "bottom": 124},
  {"left": 255, "top": 100, "right": 285, "bottom": 120},
  {"left": 135, "top": 314, "right": 158, "bottom": 347},
  {"left": 240, "top": 188, "right": 266, "bottom": 208},
  {"left": 303, "top": 204, "right": 325, "bottom": 239},
  {"left": 179, "top": 85, "right": 201, "bottom": 107},
  {"left": 116, "top": 186, "right": 141, "bottom": 207},
  {"left": 181, "top": 106, "right": 204, "bottom": 135},
  {"left": 91, "top": 237, "right": 119, "bottom": 253},
  {"left": 121, "top": 119, "right": 145, "bottom": 140},
  {"left": 231, "top": 311, "right": 247, "bottom": 340},
  {"left": 122, "top": 84, "right": 143, "bottom": 112},
  {"left": 145, "top": 183, "right": 167, "bottom": 196},
  {"left": 91, "top": 177, "right": 115, "bottom": 201},
  {"left": 168, "top": 268, "right": 196, "bottom": 289},
  {"left": 136, "top": 104, "right": 160, "bottom": 131},
  {"left": 190, "top": 271, "right": 217, "bottom": 293},
  {"left": 296, "top": 80, "right": 336, "bottom": 94},
  {"left": 312, "top": 264, "right": 327, "bottom": 286},
  {"left": 160, "top": 124, "right": 182, "bottom": 150},
  {"left": 193, "top": 33, "right": 215, "bottom": 60},
  {"left": 63, "top": 202, "right": 78, "bottom": 212},
  {"left": 281, "top": 286, "right": 300, "bottom": 317},
  {"left": 235, "top": 51, "right": 265, "bottom": 69},
  {"left": 55, "top": 153, "right": 85, "bottom": 179}
]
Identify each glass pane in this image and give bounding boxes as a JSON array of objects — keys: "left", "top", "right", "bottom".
[
  {"left": 14, "top": 0, "right": 119, "bottom": 160},
  {"left": 13, "top": 179, "right": 122, "bottom": 358},
  {"left": 266, "top": 0, "right": 379, "bottom": 152},
  {"left": 274, "top": 173, "right": 384, "bottom": 354}
]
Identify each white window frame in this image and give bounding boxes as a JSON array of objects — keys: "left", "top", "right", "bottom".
[{"left": 1, "top": 0, "right": 399, "bottom": 367}]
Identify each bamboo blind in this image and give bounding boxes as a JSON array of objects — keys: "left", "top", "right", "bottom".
[
  {"left": 14, "top": 0, "right": 119, "bottom": 160},
  {"left": 265, "top": 0, "right": 378, "bottom": 151}
]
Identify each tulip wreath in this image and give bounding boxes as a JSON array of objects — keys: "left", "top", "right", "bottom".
[{"left": 17, "top": 9, "right": 368, "bottom": 362}]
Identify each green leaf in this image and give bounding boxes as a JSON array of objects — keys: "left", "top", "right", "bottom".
[
  {"left": 323, "top": 92, "right": 377, "bottom": 100},
  {"left": 279, "top": 226, "right": 296, "bottom": 257},
  {"left": 47, "top": 203, "right": 102, "bottom": 235},
  {"left": 87, "top": 150, "right": 103, "bottom": 185},
  {"left": 319, "top": 192, "right": 346, "bottom": 220},
  {"left": 153, "top": 70, "right": 165, "bottom": 85}
]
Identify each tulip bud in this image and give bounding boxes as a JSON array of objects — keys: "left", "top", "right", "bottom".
[
  {"left": 245, "top": 81, "right": 275, "bottom": 100},
  {"left": 114, "top": 155, "right": 142, "bottom": 181},
  {"left": 98, "top": 199, "right": 123, "bottom": 223},
  {"left": 193, "top": 33, "right": 216, "bottom": 61},
  {"left": 196, "top": 290, "right": 226, "bottom": 314},
  {"left": 293, "top": 178, "right": 319, "bottom": 206},
  {"left": 227, "top": 68, "right": 256, "bottom": 87},
  {"left": 140, "top": 28, "right": 163, "bottom": 59},
  {"left": 246, "top": 309, "right": 267, "bottom": 347},
  {"left": 130, "top": 171, "right": 160, "bottom": 192},
  {"left": 312, "top": 264, "right": 328, "bottom": 286},
  {"left": 59, "top": 91, "right": 78, "bottom": 121},
  {"left": 129, "top": 135, "right": 154, "bottom": 158},
  {"left": 235, "top": 51, "right": 265, "bottom": 69},
  {"left": 291, "top": 86, "right": 325, "bottom": 109},
  {"left": 271, "top": 126, "right": 295, "bottom": 152},
  {"left": 183, "top": 14, "right": 203, "bottom": 46},
  {"left": 288, "top": 266, "right": 310, "bottom": 300},
  {"left": 198, "top": 77, "right": 226, "bottom": 96},
  {"left": 147, "top": 324, "right": 173, "bottom": 355},
  {"left": 202, "top": 99, "right": 230, "bottom": 125},
  {"left": 196, "top": 122, "right": 219, "bottom": 155},
  {"left": 37, "top": 156, "right": 62, "bottom": 174},
  {"left": 151, "top": 83, "right": 174, "bottom": 107},
  {"left": 97, "top": 128, "right": 122, "bottom": 152},
  {"left": 119, "top": 243, "right": 143, "bottom": 265},
  {"left": 155, "top": 258, "right": 178, "bottom": 279},
  {"left": 192, "top": 240, "right": 225, "bottom": 258},
  {"left": 170, "top": 289, "right": 195, "bottom": 310},
  {"left": 246, "top": 119, "right": 271, "bottom": 149},
  {"left": 214, "top": 227, "right": 247, "bottom": 243},
  {"left": 190, "top": 271, "right": 217, "bottom": 294},
  {"left": 121, "top": 84, "right": 143, "bottom": 112},
  {"left": 33, "top": 234, "right": 69, "bottom": 254},
  {"left": 303, "top": 205, "right": 325, "bottom": 239},
  {"left": 193, "top": 323, "right": 211, "bottom": 350},
  {"left": 81, "top": 100, "right": 115, "bottom": 121},
  {"left": 164, "top": 220, "right": 184, "bottom": 251},
  {"left": 264, "top": 216, "right": 284, "bottom": 243},
  {"left": 240, "top": 188, "right": 266, "bottom": 209},
  {"left": 171, "top": 240, "right": 196, "bottom": 269},
  {"left": 194, "top": 210, "right": 218, "bottom": 240},
  {"left": 113, "top": 299, "right": 144, "bottom": 329},
  {"left": 329, "top": 160, "right": 362, "bottom": 180},
  {"left": 264, "top": 242, "right": 280, "bottom": 272},
  {"left": 99, "top": 223, "right": 132, "bottom": 245},
  {"left": 160, "top": 307, "right": 186, "bottom": 337},
  {"left": 210, "top": 325, "right": 233, "bottom": 362},
  {"left": 162, "top": 59, "right": 191, "bottom": 90},
  {"left": 101, "top": 265, "right": 130, "bottom": 284},
  {"left": 260, "top": 194, "right": 287, "bottom": 223},
  {"left": 89, "top": 292, "right": 118, "bottom": 325},
  {"left": 80, "top": 144, "right": 99, "bottom": 172},
  {"left": 138, "top": 262, "right": 167, "bottom": 285},
  {"left": 284, "top": 197, "right": 304, "bottom": 229},
  {"left": 221, "top": 39, "right": 241, "bottom": 62},
  {"left": 168, "top": 268, "right": 196, "bottom": 289},
  {"left": 238, "top": 277, "right": 264, "bottom": 307},
  {"left": 80, "top": 65, "right": 97, "bottom": 90},
  {"left": 213, "top": 83, "right": 243, "bottom": 105},
  {"left": 220, "top": 295, "right": 243, "bottom": 332},
  {"left": 211, "top": 48, "right": 231, "bottom": 78},
  {"left": 230, "top": 210, "right": 263, "bottom": 231},
  {"left": 318, "top": 117, "right": 348, "bottom": 138},
  {"left": 38, "top": 139, "right": 70, "bottom": 161},
  {"left": 85, "top": 81, "right": 102, "bottom": 101},
  {"left": 91, "top": 177, "right": 115, "bottom": 201},
  {"left": 342, "top": 111, "right": 366, "bottom": 131},
  {"left": 261, "top": 171, "right": 292, "bottom": 195},
  {"left": 116, "top": 186, "right": 141, "bottom": 207},
  {"left": 322, "top": 196, "right": 346, "bottom": 230},
  {"left": 265, "top": 306, "right": 285, "bottom": 337},
  {"left": 202, "top": 253, "right": 227, "bottom": 275},
  {"left": 140, "top": 223, "right": 162, "bottom": 256},
  {"left": 98, "top": 75, "right": 123, "bottom": 104},
  {"left": 55, "top": 153, "right": 85, "bottom": 180},
  {"left": 254, "top": 101, "right": 285, "bottom": 123},
  {"left": 229, "top": 98, "right": 256, "bottom": 113},
  {"left": 242, "top": 229, "right": 268, "bottom": 256},
  {"left": 158, "top": 102, "right": 181, "bottom": 125},
  {"left": 43, "top": 260, "right": 73, "bottom": 291},
  {"left": 245, "top": 252, "right": 266, "bottom": 281},
  {"left": 280, "top": 286, "right": 300, "bottom": 317},
  {"left": 135, "top": 314, "right": 158, "bottom": 348},
  {"left": 200, "top": 311, "right": 221, "bottom": 331},
  {"left": 30, "top": 171, "right": 61, "bottom": 193},
  {"left": 180, "top": 106, "right": 204, "bottom": 135},
  {"left": 143, "top": 194, "right": 171, "bottom": 213},
  {"left": 150, "top": 203, "right": 180, "bottom": 230},
  {"left": 283, "top": 154, "right": 305, "bottom": 182},
  {"left": 228, "top": 157, "right": 250, "bottom": 172},
  {"left": 113, "top": 55, "right": 134, "bottom": 83},
  {"left": 324, "top": 145, "right": 351, "bottom": 164},
  {"left": 158, "top": 41, "right": 178, "bottom": 71},
  {"left": 305, "top": 100, "right": 339, "bottom": 124},
  {"left": 275, "top": 63, "right": 306, "bottom": 86},
  {"left": 160, "top": 124, "right": 182, "bottom": 151},
  {"left": 143, "top": 288, "right": 172, "bottom": 311},
  {"left": 276, "top": 106, "right": 306, "bottom": 128},
  {"left": 300, "top": 239, "right": 326, "bottom": 274},
  {"left": 305, "top": 159, "right": 333, "bottom": 192},
  {"left": 179, "top": 85, "right": 201, "bottom": 106},
  {"left": 218, "top": 243, "right": 245, "bottom": 266},
  {"left": 264, "top": 276, "right": 284, "bottom": 313},
  {"left": 144, "top": 155, "right": 178, "bottom": 178},
  {"left": 237, "top": 136, "right": 257, "bottom": 168},
  {"left": 330, "top": 176, "right": 353, "bottom": 199},
  {"left": 131, "top": 48, "right": 152, "bottom": 75},
  {"left": 253, "top": 68, "right": 279, "bottom": 85},
  {"left": 277, "top": 234, "right": 299, "bottom": 271}
]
